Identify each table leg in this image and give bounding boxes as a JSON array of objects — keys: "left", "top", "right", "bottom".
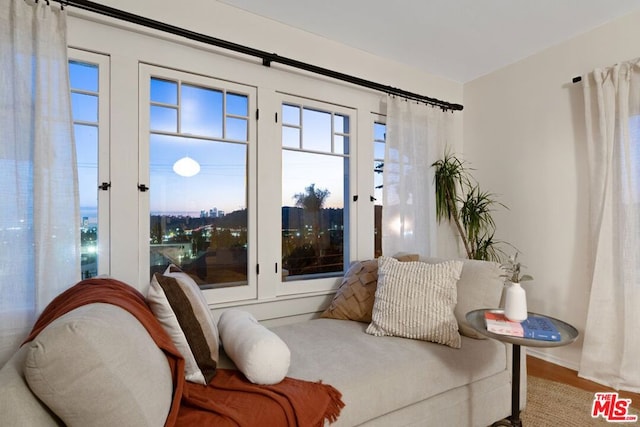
[
  {"left": 491, "top": 344, "right": 522, "bottom": 427},
  {"left": 511, "top": 344, "right": 522, "bottom": 426}
]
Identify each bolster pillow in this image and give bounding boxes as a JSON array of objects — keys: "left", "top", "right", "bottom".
[{"left": 218, "top": 309, "right": 290, "bottom": 385}]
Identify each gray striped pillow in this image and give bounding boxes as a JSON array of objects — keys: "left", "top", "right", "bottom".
[
  {"left": 147, "top": 268, "right": 219, "bottom": 384},
  {"left": 366, "top": 256, "right": 463, "bottom": 348}
]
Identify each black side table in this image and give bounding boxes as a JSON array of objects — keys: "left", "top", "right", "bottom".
[{"left": 466, "top": 309, "right": 579, "bottom": 427}]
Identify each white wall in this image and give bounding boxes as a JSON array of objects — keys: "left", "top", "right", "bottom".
[{"left": 463, "top": 10, "right": 640, "bottom": 369}]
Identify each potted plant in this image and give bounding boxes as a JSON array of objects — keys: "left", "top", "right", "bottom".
[
  {"left": 432, "top": 152, "right": 508, "bottom": 262},
  {"left": 501, "top": 252, "right": 532, "bottom": 322},
  {"left": 502, "top": 252, "right": 533, "bottom": 283}
]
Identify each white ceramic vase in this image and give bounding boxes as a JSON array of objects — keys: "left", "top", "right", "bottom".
[{"left": 504, "top": 281, "right": 528, "bottom": 322}]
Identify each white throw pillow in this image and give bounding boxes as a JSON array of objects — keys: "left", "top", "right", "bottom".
[
  {"left": 218, "top": 309, "right": 291, "bottom": 385},
  {"left": 146, "top": 265, "right": 219, "bottom": 384},
  {"left": 424, "top": 257, "right": 506, "bottom": 339},
  {"left": 366, "top": 256, "right": 463, "bottom": 348}
]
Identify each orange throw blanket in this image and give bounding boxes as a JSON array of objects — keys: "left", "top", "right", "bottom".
[{"left": 24, "top": 278, "right": 344, "bottom": 427}]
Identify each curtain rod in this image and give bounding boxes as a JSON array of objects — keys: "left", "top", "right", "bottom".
[{"left": 52, "top": 0, "right": 463, "bottom": 112}]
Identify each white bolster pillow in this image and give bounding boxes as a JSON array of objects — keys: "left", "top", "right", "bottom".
[{"left": 218, "top": 309, "right": 290, "bottom": 385}]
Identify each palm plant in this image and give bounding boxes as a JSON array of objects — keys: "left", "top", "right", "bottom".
[
  {"left": 293, "top": 183, "right": 331, "bottom": 257},
  {"left": 432, "top": 152, "right": 508, "bottom": 261},
  {"left": 433, "top": 153, "right": 471, "bottom": 256}
]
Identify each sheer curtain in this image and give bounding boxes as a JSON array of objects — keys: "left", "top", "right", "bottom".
[
  {"left": 382, "top": 96, "right": 452, "bottom": 258},
  {"left": 579, "top": 58, "right": 640, "bottom": 392},
  {"left": 0, "top": 0, "right": 79, "bottom": 366}
]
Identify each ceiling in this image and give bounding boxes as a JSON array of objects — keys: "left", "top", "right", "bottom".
[{"left": 217, "top": 0, "right": 640, "bottom": 83}]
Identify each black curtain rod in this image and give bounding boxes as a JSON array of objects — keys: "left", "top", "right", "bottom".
[{"left": 53, "top": 0, "right": 463, "bottom": 111}]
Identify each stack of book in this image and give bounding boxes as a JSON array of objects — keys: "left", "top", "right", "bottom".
[{"left": 484, "top": 310, "right": 561, "bottom": 341}]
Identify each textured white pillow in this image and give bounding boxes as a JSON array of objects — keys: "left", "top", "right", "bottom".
[
  {"left": 424, "top": 257, "right": 506, "bottom": 339},
  {"left": 218, "top": 309, "right": 291, "bottom": 385},
  {"left": 366, "top": 256, "right": 463, "bottom": 348},
  {"left": 147, "top": 266, "right": 219, "bottom": 384},
  {"left": 24, "top": 304, "right": 173, "bottom": 427}
]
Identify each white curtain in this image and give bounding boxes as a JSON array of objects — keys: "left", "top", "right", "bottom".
[
  {"left": 382, "top": 96, "right": 452, "bottom": 257},
  {"left": 0, "top": 0, "right": 79, "bottom": 366},
  {"left": 579, "top": 58, "right": 640, "bottom": 392}
]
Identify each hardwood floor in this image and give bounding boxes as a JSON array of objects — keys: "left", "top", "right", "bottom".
[{"left": 527, "top": 355, "right": 640, "bottom": 410}]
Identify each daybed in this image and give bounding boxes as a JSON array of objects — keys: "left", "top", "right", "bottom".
[{"left": 0, "top": 256, "right": 525, "bottom": 426}]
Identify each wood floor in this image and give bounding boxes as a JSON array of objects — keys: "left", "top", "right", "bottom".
[{"left": 527, "top": 355, "right": 640, "bottom": 410}]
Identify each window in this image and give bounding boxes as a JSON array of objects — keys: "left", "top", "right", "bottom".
[
  {"left": 281, "top": 100, "right": 351, "bottom": 280},
  {"left": 373, "top": 122, "right": 386, "bottom": 258},
  {"left": 68, "top": 49, "right": 110, "bottom": 279},
  {"left": 140, "top": 65, "right": 257, "bottom": 301},
  {"left": 67, "top": 21, "right": 385, "bottom": 314}
]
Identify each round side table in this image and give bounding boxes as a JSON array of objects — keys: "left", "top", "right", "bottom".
[{"left": 466, "top": 309, "right": 579, "bottom": 427}]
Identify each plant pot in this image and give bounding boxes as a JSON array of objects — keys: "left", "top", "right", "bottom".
[{"left": 504, "top": 281, "right": 528, "bottom": 322}]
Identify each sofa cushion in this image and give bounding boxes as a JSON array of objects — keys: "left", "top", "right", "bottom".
[
  {"left": 424, "top": 257, "right": 506, "bottom": 339},
  {"left": 23, "top": 303, "right": 173, "bottom": 427},
  {"left": 320, "top": 259, "right": 378, "bottom": 323},
  {"left": 0, "top": 346, "right": 63, "bottom": 426},
  {"left": 320, "top": 254, "right": 423, "bottom": 323},
  {"left": 366, "top": 256, "right": 463, "bottom": 348},
  {"left": 147, "top": 266, "right": 219, "bottom": 384},
  {"left": 272, "top": 318, "right": 508, "bottom": 427},
  {"left": 218, "top": 309, "right": 290, "bottom": 385},
  {"left": 391, "top": 252, "right": 420, "bottom": 262}
]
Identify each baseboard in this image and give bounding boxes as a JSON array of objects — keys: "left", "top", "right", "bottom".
[{"left": 526, "top": 348, "right": 580, "bottom": 371}]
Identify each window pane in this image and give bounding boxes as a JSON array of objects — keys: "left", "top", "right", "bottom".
[
  {"left": 282, "top": 150, "right": 346, "bottom": 279},
  {"left": 181, "top": 84, "right": 223, "bottom": 137},
  {"left": 69, "top": 61, "right": 98, "bottom": 92},
  {"left": 282, "top": 104, "right": 300, "bottom": 126},
  {"left": 69, "top": 59, "right": 101, "bottom": 280},
  {"left": 151, "top": 78, "right": 177, "bottom": 104},
  {"left": 334, "top": 114, "right": 349, "bottom": 133},
  {"left": 302, "top": 108, "right": 331, "bottom": 153},
  {"left": 373, "top": 122, "right": 386, "bottom": 258},
  {"left": 226, "top": 117, "right": 248, "bottom": 141},
  {"left": 71, "top": 93, "right": 98, "bottom": 122},
  {"left": 374, "top": 122, "right": 386, "bottom": 141},
  {"left": 374, "top": 141, "right": 385, "bottom": 160},
  {"left": 282, "top": 126, "right": 300, "bottom": 149},
  {"left": 75, "top": 124, "right": 99, "bottom": 279},
  {"left": 227, "top": 93, "right": 248, "bottom": 116},
  {"left": 373, "top": 161, "right": 384, "bottom": 203},
  {"left": 149, "top": 75, "right": 252, "bottom": 289},
  {"left": 150, "top": 106, "right": 177, "bottom": 132},
  {"left": 149, "top": 135, "right": 248, "bottom": 288},
  {"left": 334, "top": 135, "right": 347, "bottom": 155}
]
